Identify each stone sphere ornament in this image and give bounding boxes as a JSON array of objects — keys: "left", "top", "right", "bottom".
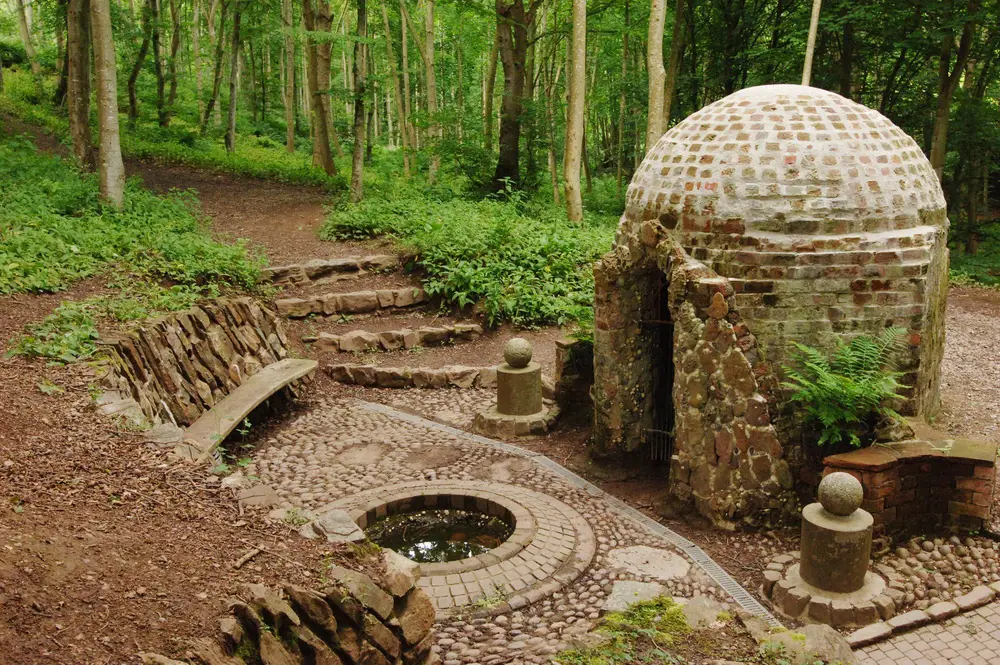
[
  {"left": 818, "top": 472, "right": 864, "bottom": 516},
  {"left": 504, "top": 338, "right": 533, "bottom": 369}
]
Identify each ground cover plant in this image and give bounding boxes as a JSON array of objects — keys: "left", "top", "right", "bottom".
[
  {"left": 322, "top": 180, "right": 616, "bottom": 328},
  {"left": 781, "top": 327, "right": 909, "bottom": 448},
  {"left": 0, "top": 133, "right": 263, "bottom": 361}
]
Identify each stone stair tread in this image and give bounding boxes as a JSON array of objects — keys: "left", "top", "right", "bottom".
[
  {"left": 276, "top": 287, "right": 428, "bottom": 318},
  {"left": 183, "top": 358, "right": 317, "bottom": 456}
]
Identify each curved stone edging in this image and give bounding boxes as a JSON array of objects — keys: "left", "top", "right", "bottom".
[
  {"left": 847, "top": 583, "right": 1000, "bottom": 648},
  {"left": 473, "top": 403, "right": 561, "bottom": 438},
  {"left": 318, "top": 480, "right": 596, "bottom": 617},
  {"left": 352, "top": 399, "right": 782, "bottom": 627}
]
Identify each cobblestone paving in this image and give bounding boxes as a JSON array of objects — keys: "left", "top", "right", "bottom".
[
  {"left": 248, "top": 397, "right": 729, "bottom": 664},
  {"left": 378, "top": 387, "right": 496, "bottom": 430},
  {"left": 858, "top": 601, "right": 1000, "bottom": 665}
]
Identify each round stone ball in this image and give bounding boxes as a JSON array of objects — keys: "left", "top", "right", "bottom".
[
  {"left": 818, "top": 472, "right": 864, "bottom": 516},
  {"left": 504, "top": 338, "right": 533, "bottom": 368}
]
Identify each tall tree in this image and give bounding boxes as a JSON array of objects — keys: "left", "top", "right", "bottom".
[
  {"left": 226, "top": 0, "right": 244, "bottom": 153},
  {"left": 350, "top": 0, "right": 368, "bottom": 202},
  {"left": 201, "top": 0, "right": 229, "bottom": 131},
  {"left": 282, "top": 0, "right": 296, "bottom": 152},
  {"left": 929, "top": 1, "right": 977, "bottom": 180},
  {"left": 67, "top": 0, "right": 94, "bottom": 169},
  {"left": 492, "top": 0, "right": 541, "bottom": 191},
  {"left": 424, "top": 0, "right": 439, "bottom": 179},
  {"left": 90, "top": 0, "right": 126, "bottom": 207},
  {"left": 645, "top": 0, "right": 666, "bottom": 151},
  {"left": 14, "top": 0, "right": 41, "bottom": 76},
  {"left": 483, "top": 25, "right": 499, "bottom": 151},
  {"left": 563, "top": 0, "right": 585, "bottom": 222},
  {"left": 148, "top": 0, "right": 168, "bottom": 126},
  {"left": 662, "top": 0, "right": 686, "bottom": 127},
  {"left": 128, "top": 0, "right": 153, "bottom": 128},
  {"left": 166, "top": 0, "right": 182, "bottom": 120},
  {"left": 381, "top": 0, "right": 410, "bottom": 177},
  {"left": 193, "top": 0, "right": 204, "bottom": 117},
  {"left": 302, "top": 0, "right": 337, "bottom": 175}
]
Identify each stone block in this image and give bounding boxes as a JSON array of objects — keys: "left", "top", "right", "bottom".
[
  {"left": 845, "top": 622, "right": 892, "bottom": 648},
  {"left": 376, "top": 290, "right": 396, "bottom": 308},
  {"left": 326, "top": 566, "right": 395, "bottom": 620},
  {"left": 782, "top": 587, "right": 811, "bottom": 617},
  {"left": 276, "top": 298, "right": 316, "bottom": 318},
  {"left": 363, "top": 613, "right": 402, "bottom": 659},
  {"left": 380, "top": 549, "right": 420, "bottom": 597},
  {"left": 375, "top": 367, "right": 410, "bottom": 388},
  {"left": 285, "top": 585, "right": 339, "bottom": 639},
  {"left": 954, "top": 586, "right": 995, "bottom": 611},
  {"left": 445, "top": 366, "right": 479, "bottom": 389},
  {"left": 292, "top": 625, "right": 344, "bottom": 665},
  {"left": 401, "top": 330, "right": 421, "bottom": 349},
  {"left": 885, "top": 609, "right": 931, "bottom": 631},
  {"left": 872, "top": 594, "right": 896, "bottom": 620},
  {"left": 339, "top": 330, "right": 381, "bottom": 353},
  {"left": 394, "top": 288, "right": 426, "bottom": 308},
  {"left": 417, "top": 327, "right": 450, "bottom": 345},
  {"left": 392, "top": 588, "right": 436, "bottom": 646},
  {"left": 241, "top": 583, "right": 301, "bottom": 634},
  {"left": 315, "top": 333, "right": 340, "bottom": 351},
  {"left": 378, "top": 331, "right": 405, "bottom": 351},
  {"left": 807, "top": 597, "right": 831, "bottom": 623},
  {"left": 853, "top": 601, "right": 879, "bottom": 625},
  {"left": 339, "top": 291, "right": 380, "bottom": 313},
  {"left": 311, "top": 509, "right": 366, "bottom": 543},
  {"left": 925, "top": 601, "right": 959, "bottom": 621},
  {"left": 259, "top": 631, "right": 297, "bottom": 665},
  {"left": 830, "top": 600, "right": 855, "bottom": 627}
]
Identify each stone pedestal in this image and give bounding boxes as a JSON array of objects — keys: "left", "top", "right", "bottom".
[
  {"left": 800, "top": 502, "right": 874, "bottom": 593},
  {"left": 497, "top": 362, "right": 543, "bottom": 416}
]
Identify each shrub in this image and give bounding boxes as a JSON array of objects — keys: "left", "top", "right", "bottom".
[{"left": 781, "top": 327, "right": 909, "bottom": 448}]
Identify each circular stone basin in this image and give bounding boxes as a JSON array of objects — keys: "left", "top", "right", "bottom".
[{"left": 365, "top": 508, "right": 515, "bottom": 563}]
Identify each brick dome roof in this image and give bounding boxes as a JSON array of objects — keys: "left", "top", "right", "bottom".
[{"left": 625, "top": 84, "right": 946, "bottom": 241}]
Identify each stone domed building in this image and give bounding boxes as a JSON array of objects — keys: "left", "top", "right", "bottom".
[{"left": 591, "top": 84, "right": 949, "bottom": 527}]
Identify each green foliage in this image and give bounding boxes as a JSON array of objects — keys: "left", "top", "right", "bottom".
[
  {"left": 781, "top": 328, "right": 909, "bottom": 448},
  {"left": 950, "top": 222, "right": 1000, "bottom": 287},
  {"left": 0, "top": 132, "right": 264, "bottom": 362},
  {"left": 557, "top": 596, "right": 690, "bottom": 665},
  {"left": 321, "top": 186, "right": 614, "bottom": 327}
]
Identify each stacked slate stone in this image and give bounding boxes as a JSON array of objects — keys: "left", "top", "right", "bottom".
[
  {"left": 143, "top": 551, "right": 438, "bottom": 665},
  {"left": 99, "top": 297, "right": 300, "bottom": 427}
]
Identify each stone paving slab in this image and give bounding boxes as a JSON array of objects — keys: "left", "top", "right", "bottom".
[{"left": 858, "top": 600, "right": 1000, "bottom": 665}]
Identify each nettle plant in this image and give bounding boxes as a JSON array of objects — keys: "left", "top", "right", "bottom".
[{"left": 781, "top": 327, "right": 909, "bottom": 448}]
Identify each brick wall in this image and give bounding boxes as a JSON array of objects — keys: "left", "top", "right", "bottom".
[{"left": 823, "top": 440, "right": 997, "bottom": 552}]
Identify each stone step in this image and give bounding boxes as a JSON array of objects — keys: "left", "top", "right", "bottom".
[
  {"left": 326, "top": 363, "right": 556, "bottom": 396},
  {"left": 263, "top": 254, "right": 400, "bottom": 286},
  {"left": 179, "top": 358, "right": 318, "bottom": 459},
  {"left": 305, "top": 323, "right": 483, "bottom": 353},
  {"left": 275, "top": 287, "right": 428, "bottom": 318}
]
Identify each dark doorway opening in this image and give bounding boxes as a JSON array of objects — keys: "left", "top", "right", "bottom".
[{"left": 643, "top": 275, "right": 674, "bottom": 465}]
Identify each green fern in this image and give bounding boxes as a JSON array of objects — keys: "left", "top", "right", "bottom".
[{"left": 781, "top": 328, "right": 909, "bottom": 448}]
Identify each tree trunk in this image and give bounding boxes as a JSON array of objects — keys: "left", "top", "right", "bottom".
[
  {"left": 201, "top": 0, "right": 229, "bottom": 132},
  {"left": 128, "top": 1, "right": 152, "bottom": 128},
  {"left": 302, "top": 0, "right": 337, "bottom": 175},
  {"left": 929, "top": 5, "right": 977, "bottom": 181},
  {"left": 491, "top": 0, "right": 536, "bottom": 192},
  {"left": 166, "top": 0, "right": 181, "bottom": 121},
  {"left": 381, "top": 0, "right": 410, "bottom": 177},
  {"left": 225, "top": 1, "right": 242, "bottom": 153},
  {"left": 67, "top": 0, "right": 95, "bottom": 169},
  {"left": 616, "top": 0, "right": 628, "bottom": 195},
  {"left": 563, "top": 0, "right": 585, "bottom": 222},
  {"left": 350, "top": 0, "right": 367, "bottom": 202},
  {"left": 193, "top": 0, "right": 204, "bottom": 117},
  {"left": 839, "top": 15, "right": 854, "bottom": 98},
  {"left": 283, "top": 0, "right": 296, "bottom": 152},
  {"left": 15, "top": 0, "right": 41, "bottom": 76},
  {"left": 645, "top": 0, "right": 666, "bottom": 151},
  {"left": 456, "top": 15, "right": 464, "bottom": 142},
  {"left": 801, "top": 0, "right": 822, "bottom": 86},
  {"left": 54, "top": 0, "right": 70, "bottom": 106},
  {"left": 662, "top": 0, "right": 685, "bottom": 127},
  {"left": 400, "top": 0, "right": 413, "bottom": 149},
  {"left": 148, "top": 0, "right": 168, "bottom": 127},
  {"left": 425, "top": 0, "right": 439, "bottom": 180},
  {"left": 484, "top": 24, "right": 499, "bottom": 151},
  {"left": 90, "top": 0, "right": 126, "bottom": 207},
  {"left": 543, "top": 50, "right": 562, "bottom": 205}
]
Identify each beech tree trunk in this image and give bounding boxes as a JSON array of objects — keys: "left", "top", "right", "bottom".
[
  {"left": 645, "top": 0, "right": 666, "bottom": 151},
  {"left": 166, "top": 0, "right": 181, "bottom": 121},
  {"left": 193, "top": 0, "right": 204, "bottom": 117},
  {"left": 563, "top": 0, "right": 585, "bottom": 222},
  {"left": 929, "top": 5, "right": 977, "bottom": 180},
  {"left": 15, "top": 0, "right": 41, "bottom": 76},
  {"left": 492, "top": 0, "right": 538, "bottom": 191},
  {"left": 148, "top": 0, "right": 168, "bottom": 127},
  {"left": 67, "top": 0, "right": 95, "bottom": 169},
  {"left": 616, "top": 0, "right": 628, "bottom": 194},
  {"left": 350, "top": 0, "right": 367, "bottom": 202},
  {"left": 483, "top": 25, "right": 499, "bottom": 151},
  {"left": 662, "top": 0, "right": 686, "bottom": 127},
  {"left": 302, "top": 0, "right": 337, "bottom": 175},
  {"left": 201, "top": 0, "right": 229, "bottom": 132},
  {"left": 90, "top": 0, "right": 126, "bottom": 207},
  {"left": 128, "top": 0, "right": 152, "bottom": 127},
  {"left": 225, "top": 1, "right": 243, "bottom": 154},
  {"left": 381, "top": 0, "right": 410, "bottom": 177},
  {"left": 282, "top": 0, "right": 296, "bottom": 152},
  {"left": 425, "top": 0, "right": 439, "bottom": 179},
  {"left": 54, "top": 0, "right": 70, "bottom": 106}
]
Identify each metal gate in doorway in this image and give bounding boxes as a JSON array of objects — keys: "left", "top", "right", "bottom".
[{"left": 641, "top": 278, "right": 674, "bottom": 464}]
